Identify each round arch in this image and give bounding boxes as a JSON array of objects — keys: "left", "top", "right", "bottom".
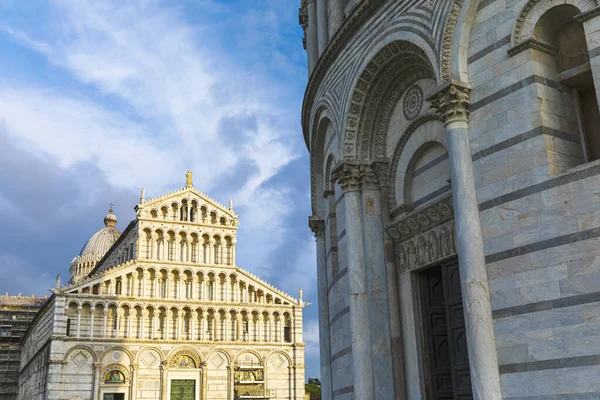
[{"left": 341, "top": 39, "right": 435, "bottom": 162}]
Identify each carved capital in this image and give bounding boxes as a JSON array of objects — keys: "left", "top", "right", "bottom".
[
  {"left": 331, "top": 162, "right": 362, "bottom": 192},
  {"left": 429, "top": 83, "right": 471, "bottom": 126},
  {"left": 308, "top": 217, "right": 325, "bottom": 240},
  {"left": 371, "top": 161, "right": 390, "bottom": 188}
]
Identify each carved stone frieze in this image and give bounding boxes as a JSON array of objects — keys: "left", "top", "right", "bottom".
[
  {"left": 394, "top": 219, "right": 456, "bottom": 273},
  {"left": 386, "top": 195, "right": 454, "bottom": 242},
  {"left": 429, "top": 83, "right": 471, "bottom": 125},
  {"left": 441, "top": 0, "right": 465, "bottom": 82},
  {"left": 388, "top": 197, "right": 457, "bottom": 273}
]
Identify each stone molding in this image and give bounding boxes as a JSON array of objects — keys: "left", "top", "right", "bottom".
[
  {"left": 441, "top": 0, "right": 465, "bottom": 82},
  {"left": 507, "top": 37, "right": 558, "bottom": 57},
  {"left": 575, "top": 6, "right": 600, "bottom": 23},
  {"left": 429, "top": 82, "right": 471, "bottom": 125},
  {"left": 343, "top": 42, "right": 432, "bottom": 160},
  {"left": 512, "top": 0, "right": 598, "bottom": 46}
]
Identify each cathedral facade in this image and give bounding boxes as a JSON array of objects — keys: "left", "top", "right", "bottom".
[
  {"left": 18, "top": 174, "right": 305, "bottom": 400},
  {"left": 300, "top": 0, "right": 600, "bottom": 399}
]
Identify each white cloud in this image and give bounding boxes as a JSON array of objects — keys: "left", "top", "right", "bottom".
[
  {"left": 0, "top": 0, "right": 305, "bottom": 281},
  {"left": 303, "top": 319, "right": 320, "bottom": 357}
]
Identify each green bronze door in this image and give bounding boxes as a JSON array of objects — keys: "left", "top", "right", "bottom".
[{"left": 170, "top": 380, "right": 195, "bottom": 400}]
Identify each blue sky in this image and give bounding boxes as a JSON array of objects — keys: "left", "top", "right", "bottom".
[{"left": 0, "top": 0, "right": 319, "bottom": 378}]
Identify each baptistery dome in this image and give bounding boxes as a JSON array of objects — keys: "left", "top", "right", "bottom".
[{"left": 69, "top": 209, "right": 121, "bottom": 283}]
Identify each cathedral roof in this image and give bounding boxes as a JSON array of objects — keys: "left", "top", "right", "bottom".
[{"left": 79, "top": 209, "right": 122, "bottom": 257}]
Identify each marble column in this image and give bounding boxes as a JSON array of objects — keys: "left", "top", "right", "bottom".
[
  {"left": 331, "top": 0, "right": 344, "bottom": 34},
  {"left": 308, "top": 217, "right": 332, "bottom": 400},
  {"left": 430, "top": 83, "right": 503, "bottom": 400},
  {"left": 130, "top": 364, "right": 138, "bottom": 400},
  {"left": 307, "top": 0, "right": 319, "bottom": 73},
  {"left": 316, "top": 0, "right": 328, "bottom": 54},
  {"left": 92, "top": 362, "right": 102, "bottom": 400},
  {"left": 140, "top": 310, "right": 148, "bottom": 339},
  {"left": 373, "top": 162, "right": 406, "bottom": 399},
  {"left": 159, "top": 363, "right": 168, "bottom": 400},
  {"left": 90, "top": 308, "right": 95, "bottom": 338},
  {"left": 231, "top": 241, "right": 236, "bottom": 266},
  {"left": 331, "top": 162, "right": 375, "bottom": 400},
  {"left": 103, "top": 310, "right": 108, "bottom": 338},
  {"left": 76, "top": 305, "right": 82, "bottom": 338},
  {"left": 360, "top": 164, "right": 395, "bottom": 400}
]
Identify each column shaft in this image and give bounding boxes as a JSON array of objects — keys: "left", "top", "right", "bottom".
[
  {"left": 331, "top": 0, "right": 344, "bottom": 34},
  {"left": 361, "top": 183, "right": 395, "bottom": 400},
  {"left": 342, "top": 191, "right": 374, "bottom": 398},
  {"left": 446, "top": 121, "right": 502, "bottom": 400},
  {"left": 309, "top": 218, "right": 332, "bottom": 400},
  {"left": 430, "top": 83, "right": 503, "bottom": 399},
  {"left": 307, "top": 0, "right": 319, "bottom": 72},
  {"left": 316, "top": 0, "right": 328, "bottom": 54}
]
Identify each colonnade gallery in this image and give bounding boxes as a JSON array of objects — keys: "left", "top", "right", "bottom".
[{"left": 17, "top": 173, "right": 306, "bottom": 400}]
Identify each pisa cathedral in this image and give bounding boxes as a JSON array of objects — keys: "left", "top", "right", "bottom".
[
  {"left": 15, "top": 173, "right": 306, "bottom": 400},
  {"left": 300, "top": 0, "right": 600, "bottom": 399}
]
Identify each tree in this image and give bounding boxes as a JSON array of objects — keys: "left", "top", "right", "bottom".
[{"left": 305, "top": 377, "right": 321, "bottom": 399}]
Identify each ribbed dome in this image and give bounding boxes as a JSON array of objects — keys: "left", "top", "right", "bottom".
[{"left": 79, "top": 210, "right": 122, "bottom": 257}]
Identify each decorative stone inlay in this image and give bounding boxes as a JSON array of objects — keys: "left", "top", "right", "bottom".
[
  {"left": 269, "top": 354, "right": 285, "bottom": 369},
  {"left": 112, "top": 350, "right": 123, "bottom": 362},
  {"left": 141, "top": 350, "right": 160, "bottom": 368},
  {"left": 403, "top": 85, "right": 424, "bottom": 121},
  {"left": 70, "top": 350, "right": 90, "bottom": 367},
  {"left": 210, "top": 352, "right": 227, "bottom": 368},
  {"left": 386, "top": 195, "right": 454, "bottom": 242},
  {"left": 429, "top": 83, "right": 471, "bottom": 125}
]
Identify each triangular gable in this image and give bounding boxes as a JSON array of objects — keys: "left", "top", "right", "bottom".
[{"left": 137, "top": 186, "right": 237, "bottom": 219}]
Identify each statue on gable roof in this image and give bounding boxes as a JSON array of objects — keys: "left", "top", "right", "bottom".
[{"left": 185, "top": 170, "right": 193, "bottom": 188}]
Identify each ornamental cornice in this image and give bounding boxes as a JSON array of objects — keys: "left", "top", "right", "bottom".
[
  {"left": 62, "top": 337, "right": 297, "bottom": 347},
  {"left": 507, "top": 37, "right": 558, "bottom": 57},
  {"left": 386, "top": 195, "right": 454, "bottom": 243},
  {"left": 138, "top": 218, "right": 239, "bottom": 231},
  {"left": 61, "top": 295, "right": 297, "bottom": 310},
  {"left": 575, "top": 6, "right": 600, "bottom": 23},
  {"left": 67, "top": 261, "right": 298, "bottom": 304},
  {"left": 428, "top": 82, "right": 471, "bottom": 125}
]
